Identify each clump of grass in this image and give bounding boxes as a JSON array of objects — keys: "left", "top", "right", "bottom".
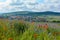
[{"left": 14, "top": 21, "right": 28, "bottom": 35}]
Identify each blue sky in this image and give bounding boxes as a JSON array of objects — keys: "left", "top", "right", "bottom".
[
  {"left": 0, "top": 0, "right": 60, "bottom": 13},
  {"left": 0, "top": 0, "right": 6, "bottom": 2}
]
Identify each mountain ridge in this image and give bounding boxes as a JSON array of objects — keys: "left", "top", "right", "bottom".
[
  {"left": 1, "top": 11, "right": 60, "bottom": 14},
  {"left": 1, "top": 11, "right": 60, "bottom": 16}
]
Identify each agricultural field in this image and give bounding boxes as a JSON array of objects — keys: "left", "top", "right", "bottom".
[
  {"left": 0, "top": 19, "right": 60, "bottom": 40},
  {"left": 46, "top": 16, "right": 60, "bottom": 22}
]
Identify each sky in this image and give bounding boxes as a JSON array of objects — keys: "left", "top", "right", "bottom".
[{"left": 0, "top": 0, "right": 60, "bottom": 13}]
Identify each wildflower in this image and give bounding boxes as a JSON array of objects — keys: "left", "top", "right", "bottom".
[
  {"left": 33, "top": 33, "right": 38, "bottom": 38},
  {"left": 8, "top": 38, "right": 13, "bottom": 40},
  {"left": 38, "top": 24, "right": 42, "bottom": 28},
  {"left": 31, "top": 21, "right": 35, "bottom": 25},
  {"left": 43, "top": 24, "right": 48, "bottom": 29}
]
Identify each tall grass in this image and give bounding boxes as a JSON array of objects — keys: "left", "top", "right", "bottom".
[{"left": 0, "top": 19, "right": 60, "bottom": 40}]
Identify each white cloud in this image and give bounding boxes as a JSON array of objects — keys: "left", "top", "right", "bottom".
[{"left": 0, "top": 0, "right": 60, "bottom": 13}]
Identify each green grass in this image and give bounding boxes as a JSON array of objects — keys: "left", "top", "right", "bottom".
[{"left": 0, "top": 19, "right": 60, "bottom": 40}]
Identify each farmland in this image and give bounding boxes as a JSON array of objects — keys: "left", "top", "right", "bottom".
[{"left": 0, "top": 19, "right": 60, "bottom": 40}]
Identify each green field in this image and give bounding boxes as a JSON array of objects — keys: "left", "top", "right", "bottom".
[{"left": 0, "top": 19, "right": 60, "bottom": 40}]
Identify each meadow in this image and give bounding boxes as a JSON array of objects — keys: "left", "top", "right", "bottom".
[{"left": 0, "top": 19, "right": 60, "bottom": 40}]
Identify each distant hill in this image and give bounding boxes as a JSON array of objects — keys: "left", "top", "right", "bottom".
[{"left": 1, "top": 11, "right": 60, "bottom": 16}]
